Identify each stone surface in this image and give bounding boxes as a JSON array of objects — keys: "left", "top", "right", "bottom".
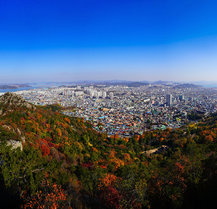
[
  {"left": 0, "top": 92, "right": 35, "bottom": 110},
  {"left": 6, "top": 140, "right": 23, "bottom": 151}
]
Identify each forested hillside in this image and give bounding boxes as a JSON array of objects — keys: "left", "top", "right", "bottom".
[{"left": 0, "top": 93, "right": 217, "bottom": 209}]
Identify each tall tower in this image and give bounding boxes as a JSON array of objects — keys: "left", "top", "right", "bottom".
[{"left": 166, "top": 94, "right": 172, "bottom": 106}]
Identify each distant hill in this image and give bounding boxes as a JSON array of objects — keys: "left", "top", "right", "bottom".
[
  {"left": 173, "top": 83, "right": 201, "bottom": 89},
  {"left": 0, "top": 92, "right": 217, "bottom": 209},
  {"left": 0, "top": 84, "right": 31, "bottom": 89},
  {"left": 152, "top": 80, "right": 172, "bottom": 85},
  {"left": 61, "top": 80, "right": 150, "bottom": 87}
]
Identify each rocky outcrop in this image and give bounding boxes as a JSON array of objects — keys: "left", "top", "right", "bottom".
[
  {"left": 0, "top": 92, "right": 35, "bottom": 110},
  {"left": 6, "top": 140, "right": 23, "bottom": 151},
  {"left": 142, "top": 145, "right": 169, "bottom": 156}
]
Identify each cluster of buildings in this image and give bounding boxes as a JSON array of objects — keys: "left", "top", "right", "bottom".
[{"left": 15, "top": 84, "right": 217, "bottom": 137}]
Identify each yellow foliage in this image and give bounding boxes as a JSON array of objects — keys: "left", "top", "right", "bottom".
[
  {"left": 56, "top": 128, "right": 62, "bottom": 137},
  {"left": 87, "top": 142, "right": 93, "bottom": 147},
  {"left": 74, "top": 141, "right": 84, "bottom": 151}
]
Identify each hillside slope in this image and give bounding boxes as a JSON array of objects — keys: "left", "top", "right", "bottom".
[{"left": 0, "top": 93, "right": 217, "bottom": 209}]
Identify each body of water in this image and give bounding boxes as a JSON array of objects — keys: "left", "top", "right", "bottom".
[
  {"left": 201, "top": 84, "right": 217, "bottom": 88},
  {"left": 0, "top": 87, "right": 36, "bottom": 93}
]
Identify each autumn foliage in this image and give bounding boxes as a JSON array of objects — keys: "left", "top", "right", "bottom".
[
  {"left": 23, "top": 180, "right": 69, "bottom": 209},
  {"left": 1, "top": 94, "right": 217, "bottom": 209}
]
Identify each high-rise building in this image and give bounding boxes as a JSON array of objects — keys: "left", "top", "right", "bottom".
[
  {"left": 109, "top": 92, "right": 114, "bottom": 99},
  {"left": 93, "top": 91, "right": 99, "bottom": 98},
  {"left": 74, "top": 91, "right": 84, "bottom": 97},
  {"left": 89, "top": 90, "right": 95, "bottom": 98},
  {"left": 166, "top": 94, "right": 173, "bottom": 106},
  {"left": 102, "top": 91, "right": 107, "bottom": 98},
  {"left": 179, "top": 95, "right": 184, "bottom": 101}
]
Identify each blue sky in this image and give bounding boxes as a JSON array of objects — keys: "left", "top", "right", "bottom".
[{"left": 0, "top": 0, "right": 217, "bottom": 83}]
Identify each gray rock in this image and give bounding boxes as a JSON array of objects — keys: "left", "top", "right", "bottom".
[{"left": 0, "top": 92, "right": 35, "bottom": 110}]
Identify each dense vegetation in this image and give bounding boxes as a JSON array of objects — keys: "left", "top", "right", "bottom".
[{"left": 0, "top": 93, "right": 217, "bottom": 209}]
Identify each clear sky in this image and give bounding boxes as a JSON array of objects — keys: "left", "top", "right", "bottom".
[{"left": 1, "top": 0, "right": 217, "bottom": 83}]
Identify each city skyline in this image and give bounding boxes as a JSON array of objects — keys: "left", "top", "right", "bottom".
[{"left": 1, "top": 0, "right": 217, "bottom": 82}]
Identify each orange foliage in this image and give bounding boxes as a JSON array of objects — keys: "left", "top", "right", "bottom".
[
  {"left": 99, "top": 174, "right": 117, "bottom": 188},
  {"left": 123, "top": 153, "right": 131, "bottom": 161},
  {"left": 201, "top": 130, "right": 215, "bottom": 142},
  {"left": 37, "top": 113, "right": 42, "bottom": 120},
  {"left": 64, "top": 117, "right": 71, "bottom": 124},
  {"left": 160, "top": 137, "right": 164, "bottom": 142},
  {"left": 23, "top": 180, "right": 69, "bottom": 209},
  {"left": 56, "top": 128, "right": 62, "bottom": 137},
  {"left": 46, "top": 124, "right": 51, "bottom": 129},
  {"left": 114, "top": 134, "right": 119, "bottom": 140},
  {"left": 109, "top": 150, "right": 117, "bottom": 158},
  {"left": 92, "top": 147, "right": 99, "bottom": 152},
  {"left": 134, "top": 135, "right": 140, "bottom": 142},
  {"left": 175, "top": 162, "right": 185, "bottom": 173},
  {"left": 41, "top": 144, "right": 50, "bottom": 156},
  {"left": 205, "top": 135, "right": 213, "bottom": 142},
  {"left": 122, "top": 137, "right": 129, "bottom": 143}
]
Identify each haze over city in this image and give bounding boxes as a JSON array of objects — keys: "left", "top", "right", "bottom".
[{"left": 1, "top": 0, "right": 217, "bottom": 82}]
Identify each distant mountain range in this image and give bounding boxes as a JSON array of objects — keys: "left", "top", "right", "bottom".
[
  {"left": 0, "top": 84, "right": 31, "bottom": 89},
  {"left": 0, "top": 80, "right": 213, "bottom": 89}
]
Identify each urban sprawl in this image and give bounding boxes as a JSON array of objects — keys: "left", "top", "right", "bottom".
[{"left": 4, "top": 84, "right": 217, "bottom": 137}]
